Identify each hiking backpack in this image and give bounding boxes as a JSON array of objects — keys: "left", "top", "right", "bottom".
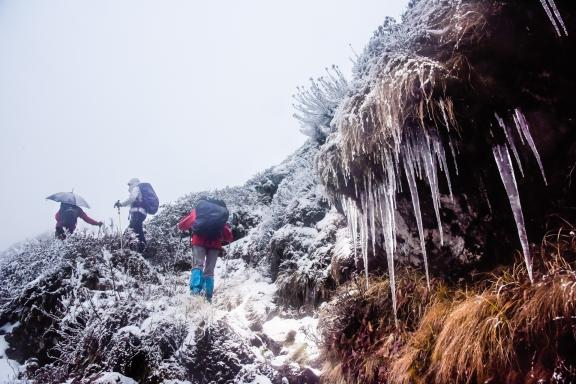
[
  {"left": 138, "top": 183, "right": 159, "bottom": 214},
  {"left": 60, "top": 203, "right": 80, "bottom": 227},
  {"left": 192, "top": 199, "right": 229, "bottom": 239}
]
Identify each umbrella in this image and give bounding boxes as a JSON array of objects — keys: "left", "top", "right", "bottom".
[{"left": 46, "top": 192, "right": 91, "bottom": 208}]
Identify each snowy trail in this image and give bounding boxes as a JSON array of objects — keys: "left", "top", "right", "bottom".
[{"left": 132, "top": 256, "right": 321, "bottom": 383}]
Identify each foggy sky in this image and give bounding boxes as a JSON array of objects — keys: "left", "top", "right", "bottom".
[{"left": 0, "top": 0, "right": 408, "bottom": 250}]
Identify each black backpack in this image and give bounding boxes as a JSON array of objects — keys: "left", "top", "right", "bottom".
[
  {"left": 138, "top": 183, "right": 159, "bottom": 214},
  {"left": 192, "top": 199, "right": 229, "bottom": 239},
  {"left": 60, "top": 203, "right": 80, "bottom": 227}
]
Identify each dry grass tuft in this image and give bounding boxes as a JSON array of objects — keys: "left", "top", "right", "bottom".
[
  {"left": 321, "top": 229, "right": 576, "bottom": 384},
  {"left": 319, "top": 269, "right": 438, "bottom": 384},
  {"left": 388, "top": 298, "right": 455, "bottom": 384}
]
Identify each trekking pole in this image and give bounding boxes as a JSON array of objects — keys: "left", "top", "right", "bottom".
[
  {"left": 222, "top": 244, "right": 230, "bottom": 287},
  {"left": 175, "top": 230, "right": 184, "bottom": 259},
  {"left": 117, "top": 206, "right": 124, "bottom": 251}
]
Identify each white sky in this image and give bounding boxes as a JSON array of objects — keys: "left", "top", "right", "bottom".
[{"left": 0, "top": 0, "right": 408, "bottom": 250}]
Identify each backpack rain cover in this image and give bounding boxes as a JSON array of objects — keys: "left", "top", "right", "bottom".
[{"left": 192, "top": 199, "right": 229, "bottom": 240}]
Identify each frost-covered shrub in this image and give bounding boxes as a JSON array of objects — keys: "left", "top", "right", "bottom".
[
  {"left": 229, "top": 141, "right": 336, "bottom": 272},
  {"left": 184, "top": 320, "right": 256, "bottom": 384},
  {"left": 274, "top": 210, "right": 350, "bottom": 308},
  {"left": 0, "top": 230, "right": 184, "bottom": 383},
  {"left": 0, "top": 231, "right": 117, "bottom": 307},
  {"left": 230, "top": 209, "right": 261, "bottom": 240},
  {"left": 293, "top": 66, "right": 348, "bottom": 143}
]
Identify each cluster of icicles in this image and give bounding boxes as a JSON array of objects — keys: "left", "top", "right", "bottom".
[{"left": 336, "top": 108, "right": 546, "bottom": 325}]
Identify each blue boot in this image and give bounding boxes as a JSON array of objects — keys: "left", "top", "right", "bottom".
[
  {"left": 204, "top": 277, "right": 214, "bottom": 303},
  {"left": 189, "top": 268, "right": 204, "bottom": 295}
]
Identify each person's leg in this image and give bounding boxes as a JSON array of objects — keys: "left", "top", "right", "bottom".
[
  {"left": 190, "top": 246, "right": 207, "bottom": 294},
  {"left": 129, "top": 212, "right": 147, "bottom": 252},
  {"left": 55, "top": 226, "right": 66, "bottom": 240},
  {"left": 202, "top": 248, "right": 220, "bottom": 302}
]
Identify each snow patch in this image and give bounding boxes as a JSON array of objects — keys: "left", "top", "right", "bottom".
[
  {"left": 92, "top": 372, "right": 139, "bottom": 384},
  {"left": 0, "top": 323, "right": 23, "bottom": 383}
]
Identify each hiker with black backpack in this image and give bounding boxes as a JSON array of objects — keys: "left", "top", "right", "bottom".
[
  {"left": 177, "top": 197, "right": 233, "bottom": 302},
  {"left": 114, "top": 178, "right": 159, "bottom": 253},
  {"left": 55, "top": 203, "right": 103, "bottom": 239}
]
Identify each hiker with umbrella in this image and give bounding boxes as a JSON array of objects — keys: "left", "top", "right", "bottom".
[{"left": 47, "top": 192, "right": 103, "bottom": 239}]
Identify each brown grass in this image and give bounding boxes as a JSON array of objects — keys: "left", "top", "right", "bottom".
[
  {"left": 321, "top": 229, "right": 576, "bottom": 384},
  {"left": 319, "top": 269, "right": 438, "bottom": 384}
]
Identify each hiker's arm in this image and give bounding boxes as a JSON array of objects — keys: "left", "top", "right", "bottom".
[
  {"left": 79, "top": 210, "right": 100, "bottom": 226},
  {"left": 177, "top": 211, "right": 195, "bottom": 231},
  {"left": 119, "top": 188, "right": 140, "bottom": 207},
  {"left": 55, "top": 211, "right": 61, "bottom": 224},
  {"left": 222, "top": 224, "right": 233, "bottom": 244}
]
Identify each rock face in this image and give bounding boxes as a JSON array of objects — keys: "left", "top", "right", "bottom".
[{"left": 317, "top": 0, "right": 576, "bottom": 283}]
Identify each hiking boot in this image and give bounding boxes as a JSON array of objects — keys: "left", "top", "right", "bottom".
[
  {"left": 190, "top": 268, "right": 204, "bottom": 295},
  {"left": 204, "top": 277, "right": 214, "bottom": 303}
]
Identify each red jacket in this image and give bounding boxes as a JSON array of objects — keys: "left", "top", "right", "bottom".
[
  {"left": 55, "top": 209, "right": 99, "bottom": 229},
  {"left": 178, "top": 209, "right": 233, "bottom": 250}
]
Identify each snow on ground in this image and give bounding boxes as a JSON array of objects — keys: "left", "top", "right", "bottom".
[
  {"left": 262, "top": 316, "right": 319, "bottom": 368},
  {"left": 0, "top": 323, "right": 23, "bottom": 384},
  {"left": 0, "top": 245, "right": 322, "bottom": 382},
  {"left": 104, "top": 252, "right": 321, "bottom": 379},
  {"left": 92, "top": 372, "right": 139, "bottom": 384},
  {"left": 237, "top": 374, "right": 273, "bottom": 384},
  {"left": 215, "top": 256, "right": 320, "bottom": 370}
]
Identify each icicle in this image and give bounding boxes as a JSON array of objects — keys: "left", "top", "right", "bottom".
[
  {"left": 368, "top": 177, "right": 377, "bottom": 265},
  {"left": 540, "top": 0, "right": 568, "bottom": 37},
  {"left": 342, "top": 196, "right": 359, "bottom": 264},
  {"left": 439, "top": 99, "right": 451, "bottom": 131},
  {"left": 339, "top": 119, "right": 457, "bottom": 325},
  {"left": 378, "top": 180, "right": 398, "bottom": 327},
  {"left": 403, "top": 155, "right": 431, "bottom": 289},
  {"left": 362, "top": 198, "right": 370, "bottom": 288},
  {"left": 449, "top": 139, "right": 459, "bottom": 176},
  {"left": 540, "top": 0, "right": 562, "bottom": 36},
  {"left": 513, "top": 109, "right": 548, "bottom": 185},
  {"left": 492, "top": 144, "right": 534, "bottom": 282},
  {"left": 433, "top": 136, "right": 454, "bottom": 201},
  {"left": 547, "top": 0, "right": 568, "bottom": 36},
  {"left": 422, "top": 135, "right": 444, "bottom": 245},
  {"left": 495, "top": 113, "right": 524, "bottom": 177}
]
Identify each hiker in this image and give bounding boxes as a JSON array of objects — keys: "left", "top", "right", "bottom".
[
  {"left": 114, "top": 178, "right": 159, "bottom": 253},
  {"left": 178, "top": 197, "right": 233, "bottom": 302},
  {"left": 55, "top": 203, "right": 103, "bottom": 239}
]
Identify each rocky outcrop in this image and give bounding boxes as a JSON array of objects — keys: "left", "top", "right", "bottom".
[{"left": 317, "top": 0, "right": 576, "bottom": 283}]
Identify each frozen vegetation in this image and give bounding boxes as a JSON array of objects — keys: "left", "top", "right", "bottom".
[{"left": 0, "top": 140, "right": 352, "bottom": 383}]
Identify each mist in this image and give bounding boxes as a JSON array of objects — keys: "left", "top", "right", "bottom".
[{"left": 0, "top": 0, "right": 408, "bottom": 250}]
